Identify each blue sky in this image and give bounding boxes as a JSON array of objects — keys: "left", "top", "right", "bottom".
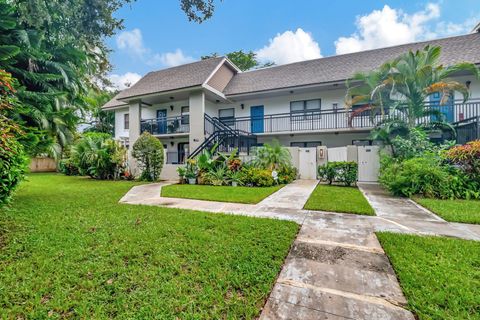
[{"left": 107, "top": 0, "right": 480, "bottom": 89}]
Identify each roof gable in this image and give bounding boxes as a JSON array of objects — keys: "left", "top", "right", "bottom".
[{"left": 115, "top": 57, "right": 226, "bottom": 101}]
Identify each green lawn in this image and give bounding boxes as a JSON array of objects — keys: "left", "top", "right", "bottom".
[
  {"left": 414, "top": 197, "right": 480, "bottom": 224},
  {"left": 377, "top": 233, "right": 480, "bottom": 320},
  {"left": 303, "top": 184, "right": 375, "bottom": 215},
  {"left": 161, "top": 184, "right": 283, "bottom": 204},
  {"left": 0, "top": 174, "right": 298, "bottom": 319}
]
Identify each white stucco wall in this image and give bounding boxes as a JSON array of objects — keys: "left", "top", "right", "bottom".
[
  {"left": 114, "top": 107, "right": 129, "bottom": 139},
  {"left": 256, "top": 132, "right": 371, "bottom": 148},
  {"left": 213, "top": 88, "right": 346, "bottom": 119}
]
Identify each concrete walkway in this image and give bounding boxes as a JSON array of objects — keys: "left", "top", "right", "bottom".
[
  {"left": 358, "top": 183, "right": 444, "bottom": 222},
  {"left": 119, "top": 181, "right": 480, "bottom": 319},
  {"left": 257, "top": 180, "right": 318, "bottom": 210}
]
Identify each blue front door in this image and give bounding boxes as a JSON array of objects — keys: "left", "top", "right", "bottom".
[
  {"left": 157, "top": 109, "right": 167, "bottom": 134},
  {"left": 250, "top": 105, "right": 264, "bottom": 133},
  {"left": 429, "top": 92, "right": 454, "bottom": 122}
]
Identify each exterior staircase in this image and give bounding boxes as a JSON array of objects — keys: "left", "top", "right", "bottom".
[{"left": 189, "top": 114, "right": 257, "bottom": 159}]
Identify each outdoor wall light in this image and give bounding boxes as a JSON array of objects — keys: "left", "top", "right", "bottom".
[
  {"left": 466, "top": 80, "right": 471, "bottom": 89},
  {"left": 241, "top": 104, "right": 244, "bottom": 109},
  {"left": 170, "top": 141, "right": 174, "bottom": 146},
  {"left": 169, "top": 96, "right": 174, "bottom": 100},
  {"left": 289, "top": 90, "right": 294, "bottom": 94},
  {"left": 216, "top": 99, "right": 220, "bottom": 103},
  {"left": 170, "top": 105, "right": 174, "bottom": 111}
]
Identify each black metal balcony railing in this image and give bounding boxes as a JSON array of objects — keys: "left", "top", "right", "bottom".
[
  {"left": 228, "top": 99, "right": 480, "bottom": 134},
  {"left": 140, "top": 116, "right": 189, "bottom": 135}
]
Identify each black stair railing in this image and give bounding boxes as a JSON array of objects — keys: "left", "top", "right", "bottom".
[{"left": 189, "top": 114, "right": 257, "bottom": 159}]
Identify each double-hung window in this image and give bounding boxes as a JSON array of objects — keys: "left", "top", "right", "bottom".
[
  {"left": 290, "top": 99, "right": 321, "bottom": 126},
  {"left": 124, "top": 113, "right": 129, "bottom": 130},
  {"left": 219, "top": 108, "right": 235, "bottom": 126},
  {"left": 290, "top": 99, "right": 321, "bottom": 114},
  {"left": 181, "top": 106, "right": 190, "bottom": 125}
]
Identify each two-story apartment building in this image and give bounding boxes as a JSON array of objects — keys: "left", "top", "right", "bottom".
[{"left": 103, "top": 31, "right": 480, "bottom": 170}]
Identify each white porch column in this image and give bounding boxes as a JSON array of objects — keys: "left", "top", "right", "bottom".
[
  {"left": 188, "top": 91, "right": 205, "bottom": 154},
  {"left": 128, "top": 101, "right": 142, "bottom": 175}
]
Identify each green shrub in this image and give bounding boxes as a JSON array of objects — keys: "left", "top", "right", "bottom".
[
  {"left": 317, "top": 162, "right": 357, "bottom": 186},
  {"left": 444, "top": 140, "right": 480, "bottom": 182},
  {"left": 0, "top": 70, "right": 28, "bottom": 206},
  {"left": 70, "top": 132, "right": 126, "bottom": 180},
  {"left": 132, "top": 132, "right": 164, "bottom": 181},
  {"left": 240, "top": 167, "right": 274, "bottom": 187},
  {"left": 379, "top": 154, "right": 453, "bottom": 198},
  {"left": 317, "top": 163, "right": 336, "bottom": 184},
  {"left": 205, "top": 165, "right": 227, "bottom": 186},
  {"left": 0, "top": 119, "right": 28, "bottom": 206},
  {"left": 277, "top": 165, "right": 297, "bottom": 184},
  {"left": 251, "top": 139, "right": 292, "bottom": 170},
  {"left": 58, "top": 158, "right": 79, "bottom": 176}
]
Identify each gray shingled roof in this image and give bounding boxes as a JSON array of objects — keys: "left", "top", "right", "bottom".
[
  {"left": 116, "top": 57, "right": 224, "bottom": 100},
  {"left": 224, "top": 33, "right": 480, "bottom": 96},
  {"left": 102, "top": 93, "right": 128, "bottom": 109}
]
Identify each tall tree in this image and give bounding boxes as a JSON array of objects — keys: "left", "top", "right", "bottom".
[
  {"left": 0, "top": 0, "right": 132, "bottom": 157},
  {"left": 202, "top": 50, "right": 273, "bottom": 71},
  {"left": 11, "top": 0, "right": 133, "bottom": 83}
]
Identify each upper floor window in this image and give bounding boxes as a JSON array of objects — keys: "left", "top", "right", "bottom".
[
  {"left": 290, "top": 99, "right": 321, "bottom": 113},
  {"left": 181, "top": 106, "right": 190, "bottom": 125},
  {"left": 124, "top": 113, "right": 129, "bottom": 130},
  {"left": 219, "top": 108, "right": 235, "bottom": 126}
]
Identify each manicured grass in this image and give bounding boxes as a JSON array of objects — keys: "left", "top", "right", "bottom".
[
  {"left": 303, "top": 184, "right": 375, "bottom": 215},
  {"left": 414, "top": 197, "right": 480, "bottom": 224},
  {"left": 377, "top": 233, "right": 480, "bottom": 320},
  {"left": 161, "top": 184, "right": 283, "bottom": 204},
  {"left": 0, "top": 174, "right": 298, "bottom": 318}
]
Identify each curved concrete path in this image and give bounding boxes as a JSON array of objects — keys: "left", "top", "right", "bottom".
[{"left": 119, "top": 181, "right": 480, "bottom": 319}]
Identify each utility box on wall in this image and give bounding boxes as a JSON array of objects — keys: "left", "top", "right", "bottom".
[{"left": 316, "top": 146, "right": 328, "bottom": 167}]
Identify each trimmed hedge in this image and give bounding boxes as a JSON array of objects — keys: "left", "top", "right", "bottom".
[{"left": 317, "top": 161, "right": 358, "bottom": 186}]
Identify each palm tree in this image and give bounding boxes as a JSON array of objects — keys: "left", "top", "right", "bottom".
[
  {"left": 346, "top": 45, "right": 480, "bottom": 140},
  {"left": 0, "top": 2, "right": 93, "bottom": 158},
  {"left": 252, "top": 139, "right": 292, "bottom": 170}
]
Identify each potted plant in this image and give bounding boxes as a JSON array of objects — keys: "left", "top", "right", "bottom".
[
  {"left": 185, "top": 165, "right": 197, "bottom": 184},
  {"left": 227, "top": 170, "right": 242, "bottom": 187},
  {"left": 176, "top": 166, "right": 186, "bottom": 184}
]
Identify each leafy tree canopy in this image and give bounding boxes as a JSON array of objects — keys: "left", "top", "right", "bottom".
[
  {"left": 202, "top": 50, "right": 274, "bottom": 71},
  {"left": 180, "top": 0, "right": 217, "bottom": 23}
]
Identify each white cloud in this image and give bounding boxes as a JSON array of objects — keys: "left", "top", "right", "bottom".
[
  {"left": 434, "top": 17, "right": 479, "bottom": 36},
  {"left": 116, "top": 28, "right": 195, "bottom": 68},
  {"left": 116, "top": 29, "right": 146, "bottom": 57},
  {"left": 335, "top": 4, "right": 440, "bottom": 55},
  {"left": 151, "top": 49, "right": 195, "bottom": 67},
  {"left": 335, "top": 3, "right": 478, "bottom": 55},
  {"left": 107, "top": 72, "right": 142, "bottom": 91},
  {"left": 256, "top": 28, "right": 322, "bottom": 65}
]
